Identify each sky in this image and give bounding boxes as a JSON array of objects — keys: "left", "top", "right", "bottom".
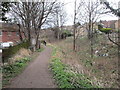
[
  {"left": 59, "top": 0, "right": 119, "bottom": 25},
  {"left": 1, "top": 0, "right": 120, "bottom": 26}
]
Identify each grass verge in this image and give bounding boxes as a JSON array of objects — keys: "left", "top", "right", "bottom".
[
  {"left": 50, "top": 45, "right": 98, "bottom": 88},
  {"left": 2, "top": 47, "right": 44, "bottom": 87}
]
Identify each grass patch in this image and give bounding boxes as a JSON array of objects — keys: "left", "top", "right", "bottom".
[
  {"left": 36, "top": 47, "right": 44, "bottom": 52},
  {"left": 2, "top": 57, "right": 31, "bottom": 87},
  {"left": 2, "top": 47, "right": 44, "bottom": 87},
  {"left": 82, "top": 59, "right": 93, "bottom": 67},
  {"left": 50, "top": 46, "right": 98, "bottom": 88}
]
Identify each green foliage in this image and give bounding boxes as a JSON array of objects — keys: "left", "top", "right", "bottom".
[
  {"left": 2, "top": 41, "right": 30, "bottom": 62},
  {"left": 2, "top": 57, "right": 31, "bottom": 86},
  {"left": 50, "top": 47, "right": 97, "bottom": 88},
  {"left": 62, "top": 30, "right": 73, "bottom": 37},
  {"left": 98, "top": 24, "right": 103, "bottom": 30},
  {"left": 82, "top": 59, "right": 93, "bottom": 67},
  {"left": 100, "top": 28, "right": 112, "bottom": 34},
  {"left": 98, "top": 24, "right": 112, "bottom": 34}
]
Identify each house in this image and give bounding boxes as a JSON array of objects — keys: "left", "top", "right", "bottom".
[
  {"left": 0, "top": 22, "right": 25, "bottom": 48},
  {"left": 101, "top": 20, "right": 116, "bottom": 28},
  {"left": 100, "top": 20, "right": 119, "bottom": 29},
  {"left": 115, "top": 19, "right": 120, "bottom": 30},
  {"left": 100, "top": 19, "right": 120, "bottom": 33}
]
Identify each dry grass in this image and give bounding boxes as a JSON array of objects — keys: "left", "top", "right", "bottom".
[
  {"left": 8, "top": 48, "right": 32, "bottom": 64},
  {"left": 52, "top": 40, "right": 88, "bottom": 77},
  {"left": 52, "top": 36, "right": 119, "bottom": 88}
]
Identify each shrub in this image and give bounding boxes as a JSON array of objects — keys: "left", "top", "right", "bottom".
[{"left": 62, "top": 30, "right": 72, "bottom": 37}]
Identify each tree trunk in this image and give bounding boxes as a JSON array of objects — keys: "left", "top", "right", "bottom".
[
  {"left": 73, "top": 0, "right": 76, "bottom": 51},
  {"left": 73, "top": 27, "right": 76, "bottom": 51},
  {"left": 18, "top": 24, "right": 23, "bottom": 42},
  {"left": 108, "top": 34, "right": 120, "bottom": 46},
  {"left": 35, "top": 31, "right": 41, "bottom": 49},
  {"left": 28, "top": 26, "right": 31, "bottom": 42},
  {"left": 90, "top": 23, "right": 94, "bottom": 58}
]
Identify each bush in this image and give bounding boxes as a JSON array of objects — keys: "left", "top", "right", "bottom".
[
  {"left": 2, "top": 41, "right": 30, "bottom": 62},
  {"left": 63, "top": 30, "right": 72, "bottom": 37},
  {"left": 61, "top": 30, "right": 73, "bottom": 39}
]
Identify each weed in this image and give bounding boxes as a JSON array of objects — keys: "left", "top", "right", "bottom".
[
  {"left": 81, "top": 59, "right": 93, "bottom": 67},
  {"left": 2, "top": 57, "right": 31, "bottom": 87},
  {"left": 50, "top": 46, "right": 98, "bottom": 88}
]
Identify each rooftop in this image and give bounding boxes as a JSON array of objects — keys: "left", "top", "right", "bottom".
[{"left": 0, "top": 22, "right": 19, "bottom": 31}]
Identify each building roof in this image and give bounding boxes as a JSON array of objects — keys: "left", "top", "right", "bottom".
[
  {"left": 0, "top": 22, "right": 19, "bottom": 31},
  {"left": 101, "top": 20, "right": 117, "bottom": 29}
]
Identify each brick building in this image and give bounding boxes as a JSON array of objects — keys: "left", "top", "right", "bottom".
[{"left": 0, "top": 23, "right": 25, "bottom": 45}]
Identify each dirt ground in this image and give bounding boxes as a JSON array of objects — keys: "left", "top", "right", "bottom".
[{"left": 7, "top": 47, "right": 57, "bottom": 88}]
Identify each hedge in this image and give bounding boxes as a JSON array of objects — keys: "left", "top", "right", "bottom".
[{"left": 2, "top": 41, "right": 30, "bottom": 62}]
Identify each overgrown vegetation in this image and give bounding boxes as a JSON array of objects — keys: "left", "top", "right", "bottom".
[
  {"left": 50, "top": 46, "right": 98, "bottom": 88},
  {"left": 2, "top": 47, "right": 44, "bottom": 87},
  {"left": 62, "top": 30, "right": 73, "bottom": 37},
  {"left": 51, "top": 35, "right": 119, "bottom": 88},
  {"left": 72, "top": 36, "right": 118, "bottom": 88},
  {"left": 2, "top": 41, "right": 30, "bottom": 62},
  {"left": 2, "top": 57, "right": 31, "bottom": 87}
]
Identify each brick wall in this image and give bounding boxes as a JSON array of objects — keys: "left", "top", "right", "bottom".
[{"left": 2, "top": 31, "right": 25, "bottom": 44}]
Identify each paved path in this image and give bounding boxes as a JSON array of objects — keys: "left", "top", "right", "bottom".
[{"left": 8, "top": 47, "right": 56, "bottom": 88}]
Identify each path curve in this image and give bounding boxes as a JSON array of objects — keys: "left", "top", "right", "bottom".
[{"left": 8, "top": 47, "right": 56, "bottom": 88}]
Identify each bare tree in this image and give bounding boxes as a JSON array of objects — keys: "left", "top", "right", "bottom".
[
  {"left": 46, "top": 2, "right": 67, "bottom": 39},
  {"left": 76, "top": 0, "right": 106, "bottom": 57},
  {"left": 100, "top": 0, "right": 120, "bottom": 17},
  {"left": 73, "top": 0, "right": 84, "bottom": 51},
  {"left": 9, "top": 0, "right": 57, "bottom": 50}
]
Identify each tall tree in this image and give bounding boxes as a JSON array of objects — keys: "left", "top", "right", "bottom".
[
  {"left": 46, "top": 2, "right": 67, "bottom": 39},
  {"left": 76, "top": 0, "right": 106, "bottom": 57},
  {"left": 73, "top": 0, "right": 84, "bottom": 51},
  {"left": 9, "top": 1, "right": 57, "bottom": 50}
]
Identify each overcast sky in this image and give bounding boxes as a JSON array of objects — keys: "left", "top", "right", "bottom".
[
  {"left": 1, "top": 0, "right": 120, "bottom": 26},
  {"left": 59, "top": 0, "right": 119, "bottom": 25}
]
